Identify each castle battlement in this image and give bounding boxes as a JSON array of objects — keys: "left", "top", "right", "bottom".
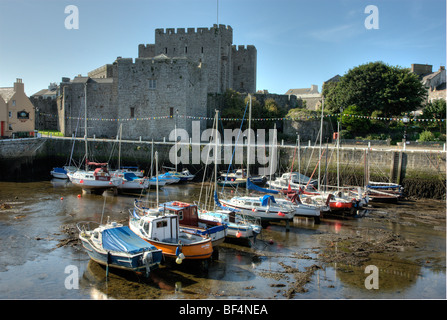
[
  {"left": 155, "top": 24, "right": 233, "bottom": 35},
  {"left": 232, "top": 45, "right": 257, "bottom": 52}
]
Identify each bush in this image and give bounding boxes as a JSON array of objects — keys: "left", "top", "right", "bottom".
[{"left": 418, "top": 130, "right": 436, "bottom": 142}]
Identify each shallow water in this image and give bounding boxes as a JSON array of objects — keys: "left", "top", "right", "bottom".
[{"left": 0, "top": 180, "right": 445, "bottom": 299}]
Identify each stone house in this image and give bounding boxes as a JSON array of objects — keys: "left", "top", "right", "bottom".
[
  {"left": 0, "top": 79, "right": 35, "bottom": 138},
  {"left": 285, "top": 85, "right": 322, "bottom": 110},
  {"left": 411, "top": 63, "right": 446, "bottom": 103}
]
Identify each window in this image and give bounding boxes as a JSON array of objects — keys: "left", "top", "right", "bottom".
[
  {"left": 12, "top": 100, "right": 16, "bottom": 106},
  {"left": 201, "top": 47, "right": 204, "bottom": 54},
  {"left": 185, "top": 46, "right": 188, "bottom": 54},
  {"left": 149, "top": 79, "right": 156, "bottom": 89},
  {"left": 178, "top": 210, "right": 183, "bottom": 220},
  {"left": 170, "top": 107, "right": 174, "bottom": 117},
  {"left": 156, "top": 220, "right": 168, "bottom": 228},
  {"left": 165, "top": 47, "right": 168, "bottom": 54},
  {"left": 8, "top": 111, "right": 12, "bottom": 118},
  {"left": 130, "top": 107, "right": 135, "bottom": 118}
]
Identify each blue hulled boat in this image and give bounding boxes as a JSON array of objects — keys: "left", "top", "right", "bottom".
[{"left": 77, "top": 221, "right": 163, "bottom": 276}]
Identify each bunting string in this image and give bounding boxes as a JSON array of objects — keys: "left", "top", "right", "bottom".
[{"left": 38, "top": 112, "right": 445, "bottom": 123}]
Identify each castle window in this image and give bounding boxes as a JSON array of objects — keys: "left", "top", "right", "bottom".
[
  {"left": 240, "top": 82, "right": 244, "bottom": 88},
  {"left": 149, "top": 79, "right": 156, "bottom": 89},
  {"left": 201, "top": 47, "right": 204, "bottom": 54},
  {"left": 130, "top": 107, "right": 135, "bottom": 118},
  {"left": 165, "top": 47, "right": 168, "bottom": 54},
  {"left": 185, "top": 46, "right": 188, "bottom": 54},
  {"left": 170, "top": 107, "right": 174, "bottom": 117},
  {"left": 238, "top": 66, "right": 241, "bottom": 71}
]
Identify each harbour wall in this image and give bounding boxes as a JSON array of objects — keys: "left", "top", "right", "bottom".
[{"left": 0, "top": 137, "right": 445, "bottom": 199}]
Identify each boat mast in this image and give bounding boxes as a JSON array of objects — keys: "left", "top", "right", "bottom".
[
  {"left": 84, "top": 82, "right": 88, "bottom": 172},
  {"left": 318, "top": 97, "right": 324, "bottom": 192},
  {"left": 337, "top": 121, "right": 340, "bottom": 193},
  {"left": 118, "top": 123, "right": 122, "bottom": 170},
  {"left": 155, "top": 151, "right": 159, "bottom": 207},
  {"left": 214, "top": 109, "right": 219, "bottom": 209},
  {"left": 247, "top": 94, "right": 252, "bottom": 184}
]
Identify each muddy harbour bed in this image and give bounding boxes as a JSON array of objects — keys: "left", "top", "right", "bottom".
[{"left": 0, "top": 180, "right": 445, "bottom": 300}]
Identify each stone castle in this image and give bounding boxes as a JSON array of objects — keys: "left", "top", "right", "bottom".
[{"left": 57, "top": 24, "right": 257, "bottom": 140}]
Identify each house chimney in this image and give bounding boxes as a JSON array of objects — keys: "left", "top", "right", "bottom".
[{"left": 14, "top": 78, "right": 24, "bottom": 93}]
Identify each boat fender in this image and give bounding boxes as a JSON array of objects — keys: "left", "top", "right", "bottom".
[{"left": 143, "top": 251, "right": 153, "bottom": 277}]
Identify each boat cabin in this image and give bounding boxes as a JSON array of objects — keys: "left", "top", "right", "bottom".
[
  {"left": 137, "top": 214, "right": 179, "bottom": 243},
  {"left": 94, "top": 167, "right": 111, "bottom": 181},
  {"left": 161, "top": 201, "right": 199, "bottom": 227}
]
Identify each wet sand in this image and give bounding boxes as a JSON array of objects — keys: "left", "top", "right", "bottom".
[{"left": 0, "top": 181, "right": 445, "bottom": 299}]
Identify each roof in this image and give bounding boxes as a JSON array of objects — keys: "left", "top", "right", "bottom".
[
  {"left": 31, "top": 88, "right": 57, "bottom": 97},
  {"left": 0, "top": 87, "right": 15, "bottom": 103},
  {"left": 285, "top": 88, "right": 320, "bottom": 95}
]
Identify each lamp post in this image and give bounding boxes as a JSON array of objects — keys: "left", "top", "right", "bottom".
[{"left": 402, "top": 114, "right": 409, "bottom": 150}]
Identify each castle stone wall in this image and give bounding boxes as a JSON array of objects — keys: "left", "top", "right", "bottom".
[{"left": 114, "top": 56, "right": 208, "bottom": 140}]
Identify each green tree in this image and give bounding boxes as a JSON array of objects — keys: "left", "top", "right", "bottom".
[
  {"left": 421, "top": 99, "right": 446, "bottom": 133},
  {"left": 340, "top": 105, "right": 371, "bottom": 136},
  {"left": 324, "top": 62, "right": 427, "bottom": 116}
]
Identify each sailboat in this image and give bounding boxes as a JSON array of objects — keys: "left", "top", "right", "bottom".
[
  {"left": 297, "top": 105, "right": 368, "bottom": 214},
  {"left": 68, "top": 82, "right": 120, "bottom": 193},
  {"left": 193, "top": 109, "right": 263, "bottom": 243},
  {"left": 211, "top": 105, "right": 294, "bottom": 228},
  {"left": 217, "top": 96, "right": 266, "bottom": 188},
  {"left": 111, "top": 125, "right": 150, "bottom": 192}
]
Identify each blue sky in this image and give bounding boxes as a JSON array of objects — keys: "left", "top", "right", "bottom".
[{"left": 0, "top": 0, "right": 445, "bottom": 96}]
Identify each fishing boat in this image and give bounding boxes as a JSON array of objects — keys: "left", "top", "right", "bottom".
[
  {"left": 129, "top": 150, "right": 212, "bottom": 268},
  {"left": 159, "top": 201, "right": 227, "bottom": 248},
  {"left": 77, "top": 220, "right": 163, "bottom": 277},
  {"left": 129, "top": 202, "right": 213, "bottom": 266}
]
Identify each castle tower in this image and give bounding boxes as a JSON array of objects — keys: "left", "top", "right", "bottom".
[{"left": 139, "top": 24, "right": 256, "bottom": 94}]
